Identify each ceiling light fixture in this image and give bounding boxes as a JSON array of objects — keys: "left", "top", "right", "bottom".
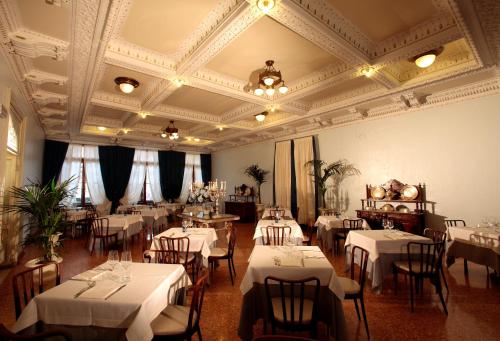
[
  {"left": 172, "top": 78, "right": 185, "bottom": 88},
  {"left": 97, "top": 126, "right": 106, "bottom": 131},
  {"left": 360, "top": 66, "right": 375, "bottom": 77},
  {"left": 138, "top": 111, "right": 149, "bottom": 119},
  {"left": 114, "top": 77, "right": 139, "bottom": 94},
  {"left": 411, "top": 47, "right": 443, "bottom": 68},
  {"left": 160, "top": 120, "right": 179, "bottom": 140},
  {"left": 255, "top": 111, "right": 268, "bottom": 122},
  {"left": 256, "top": 0, "right": 275, "bottom": 14},
  {"left": 254, "top": 60, "right": 288, "bottom": 97},
  {"left": 194, "top": 138, "right": 200, "bottom": 142}
]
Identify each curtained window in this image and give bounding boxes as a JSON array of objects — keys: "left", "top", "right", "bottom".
[
  {"left": 293, "top": 137, "right": 315, "bottom": 224},
  {"left": 179, "top": 154, "right": 203, "bottom": 203},
  {"left": 123, "top": 150, "right": 163, "bottom": 204},
  {"left": 274, "top": 141, "right": 292, "bottom": 209},
  {"left": 158, "top": 151, "right": 185, "bottom": 201}
]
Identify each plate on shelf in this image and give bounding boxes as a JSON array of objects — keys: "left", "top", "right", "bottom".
[
  {"left": 396, "top": 205, "right": 410, "bottom": 213},
  {"left": 400, "top": 185, "right": 419, "bottom": 200},
  {"left": 370, "top": 186, "right": 386, "bottom": 199},
  {"left": 381, "top": 204, "right": 395, "bottom": 212}
]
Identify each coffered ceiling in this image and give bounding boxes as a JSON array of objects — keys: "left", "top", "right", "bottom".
[{"left": 1, "top": 0, "right": 499, "bottom": 152}]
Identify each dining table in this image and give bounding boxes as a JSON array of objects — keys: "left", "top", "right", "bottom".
[
  {"left": 344, "top": 229, "right": 431, "bottom": 292},
  {"left": 254, "top": 218, "right": 304, "bottom": 245},
  {"left": 89, "top": 214, "right": 143, "bottom": 251},
  {"left": 13, "top": 262, "right": 189, "bottom": 341},
  {"left": 315, "top": 215, "right": 370, "bottom": 251},
  {"left": 238, "top": 245, "right": 347, "bottom": 341},
  {"left": 261, "top": 208, "right": 293, "bottom": 219}
]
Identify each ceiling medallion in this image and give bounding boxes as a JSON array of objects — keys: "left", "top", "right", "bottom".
[
  {"left": 114, "top": 77, "right": 139, "bottom": 94},
  {"left": 256, "top": 0, "right": 275, "bottom": 14},
  {"left": 360, "top": 66, "right": 375, "bottom": 77},
  {"left": 411, "top": 47, "right": 444, "bottom": 68},
  {"left": 254, "top": 60, "right": 288, "bottom": 96},
  {"left": 255, "top": 111, "right": 268, "bottom": 122},
  {"left": 161, "top": 120, "right": 179, "bottom": 140}
]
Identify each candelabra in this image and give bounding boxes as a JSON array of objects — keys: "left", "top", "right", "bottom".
[{"left": 208, "top": 179, "right": 226, "bottom": 215}]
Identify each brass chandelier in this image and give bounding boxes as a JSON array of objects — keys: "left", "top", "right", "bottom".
[
  {"left": 254, "top": 60, "right": 288, "bottom": 96},
  {"left": 161, "top": 120, "right": 179, "bottom": 140}
]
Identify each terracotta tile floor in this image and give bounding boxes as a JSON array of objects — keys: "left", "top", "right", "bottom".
[{"left": 1, "top": 222, "right": 499, "bottom": 340}]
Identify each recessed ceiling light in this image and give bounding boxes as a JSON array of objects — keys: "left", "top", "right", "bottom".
[
  {"left": 411, "top": 47, "right": 443, "bottom": 68},
  {"left": 194, "top": 138, "right": 200, "bottom": 142},
  {"left": 97, "top": 126, "right": 106, "bottom": 131},
  {"left": 217, "top": 126, "right": 224, "bottom": 131},
  {"left": 172, "top": 79, "right": 185, "bottom": 87},
  {"left": 360, "top": 67, "right": 375, "bottom": 77},
  {"left": 122, "top": 129, "right": 130, "bottom": 134},
  {"left": 255, "top": 111, "right": 268, "bottom": 122},
  {"left": 114, "top": 77, "right": 139, "bottom": 94},
  {"left": 138, "top": 111, "right": 149, "bottom": 119},
  {"left": 256, "top": 0, "right": 274, "bottom": 14}
]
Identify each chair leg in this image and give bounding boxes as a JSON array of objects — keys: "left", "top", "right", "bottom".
[
  {"left": 360, "top": 296, "right": 370, "bottom": 339},
  {"left": 440, "top": 266, "right": 449, "bottom": 293},
  {"left": 464, "top": 259, "right": 468, "bottom": 274},
  {"left": 393, "top": 266, "right": 398, "bottom": 295},
  {"left": 90, "top": 238, "right": 96, "bottom": 255},
  {"left": 353, "top": 298, "right": 361, "bottom": 320},
  {"left": 409, "top": 274, "right": 414, "bottom": 312},
  {"left": 197, "top": 325, "right": 203, "bottom": 341},
  {"left": 228, "top": 259, "right": 234, "bottom": 285},
  {"left": 434, "top": 275, "right": 448, "bottom": 315}
]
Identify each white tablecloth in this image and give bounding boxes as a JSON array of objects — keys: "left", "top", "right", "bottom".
[
  {"left": 102, "top": 214, "right": 144, "bottom": 237},
  {"left": 240, "top": 245, "right": 344, "bottom": 300},
  {"left": 315, "top": 216, "right": 370, "bottom": 231},
  {"left": 151, "top": 228, "right": 218, "bottom": 259},
  {"left": 65, "top": 209, "right": 88, "bottom": 222},
  {"left": 262, "top": 208, "right": 293, "bottom": 219},
  {"left": 345, "top": 230, "right": 430, "bottom": 291},
  {"left": 116, "top": 204, "right": 149, "bottom": 213},
  {"left": 14, "top": 262, "right": 188, "bottom": 341},
  {"left": 254, "top": 219, "right": 304, "bottom": 245},
  {"left": 448, "top": 226, "right": 500, "bottom": 246}
]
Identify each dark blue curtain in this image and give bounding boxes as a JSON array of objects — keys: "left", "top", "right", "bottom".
[
  {"left": 42, "top": 139, "right": 69, "bottom": 186},
  {"left": 200, "top": 154, "right": 212, "bottom": 185},
  {"left": 290, "top": 140, "right": 298, "bottom": 219},
  {"left": 158, "top": 151, "right": 185, "bottom": 201},
  {"left": 312, "top": 136, "right": 319, "bottom": 218},
  {"left": 98, "top": 146, "right": 135, "bottom": 213}
]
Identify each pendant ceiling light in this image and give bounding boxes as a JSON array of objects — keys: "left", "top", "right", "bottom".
[
  {"left": 411, "top": 47, "right": 444, "bottom": 68},
  {"left": 256, "top": 0, "right": 275, "bottom": 13},
  {"left": 255, "top": 111, "right": 268, "bottom": 122},
  {"left": 114, "top": 77, "right": 140, "bottom": 94},
  {"left": 254, "top": 60, "right": 288, "bottom": 97},
  {"left": 161, "top": 120, "right": 179, "bottom": 140}
]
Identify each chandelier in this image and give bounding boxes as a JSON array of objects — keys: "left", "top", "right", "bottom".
[
  {"left": 114, "top": 77, "right": 139, "bottom": 94},
  {"left": 161, "top": 120, "right": 179, "bottom": 140},
  {"left": 254, "top": 60, "right": 288, "bottom": 96}
]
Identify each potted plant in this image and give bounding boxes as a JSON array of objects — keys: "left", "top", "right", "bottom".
[
  {"left": 3, "top": 177, "right": 74, "bottom": 263},
  {"left": 244, "top": 164, "right": 270, "bottom": 204}
]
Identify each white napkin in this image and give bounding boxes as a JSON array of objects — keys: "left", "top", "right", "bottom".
[
  {"left": 72, "top": 269, "right": 106, "bottom": 281},
  {"left": 78, "top": 279, "right": 124, "bottom": 299},
  {"left": 280, "top": 256, "right": 304, "bottom": 267}
]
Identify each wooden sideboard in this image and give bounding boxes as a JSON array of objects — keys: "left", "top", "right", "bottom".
[
  {"left": 356, "top": 209, "right": 425, "bottom": 235},
  {"left": 225, "top": 201, "right": 256, "bottom": 223}
]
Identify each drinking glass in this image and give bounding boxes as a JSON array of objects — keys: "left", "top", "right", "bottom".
[
  {"left": 121, "top": 250, "right": 132, "bottom": 269},
  {"left": 388, "top": 220, "right": 394, "bottom": 230},
  {"left": 108, "top": 250, "right": 119, "bottom": 269}
]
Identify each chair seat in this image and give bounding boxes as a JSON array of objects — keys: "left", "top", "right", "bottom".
[
  {"left": 209, "top": 247, "right": 227, "bottom": 258},
  {"left": 271, "top": 297, "right": 314, "bottom": 323},
  {"left": 393, "top": 260, "right": 426, "bottom": 274},
  {"left": 180, "top": 254, "right": 196, "bottom": 264},
  {"left": 151, "top": 304, "right": 196, "bottom": 336},
  {"left": 337, "top": 276, "right": 361, "bottom": 295}
]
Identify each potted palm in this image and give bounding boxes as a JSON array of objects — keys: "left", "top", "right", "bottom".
[
  {"left": 244, "top": 164, "right": 270, "bottom": 204},
  {"left": 3, "top": 177, "right": 74, "bottom": 263}
]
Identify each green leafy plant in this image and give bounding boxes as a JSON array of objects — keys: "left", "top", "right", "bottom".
[
  {"left": 3, "top": 177, "right": 75, "bottom": 262},
  {"left": 244, "top": 164, "right": 270, "bottom": 204}
]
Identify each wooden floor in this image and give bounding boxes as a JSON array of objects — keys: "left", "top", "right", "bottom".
[{"left": 0, "top": 222, "right": 499, "bottom": 341}]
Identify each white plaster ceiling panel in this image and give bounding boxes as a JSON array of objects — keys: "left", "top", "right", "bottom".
[
  {"left": 97, "top": 65, "right": 156, "bottom": 98},
  {"left": 205, "top": 16, "right": 342, "bottom": 83},
  {"left": 328, "top": 0, "right": 437, "bottom": 41},
  {"left": 32, "top": 57, "right": 67, "bottom": 76},
  {"left": 300, "top": 77, "right": 376, "bottom": 104},
  {"left": 17, "top": 0, "right": 70, "bottom": 40},
  {"left": 121, "top": 0, "right": 219, "bottom": 55},
  {"left": 162, "top": 86, "right": 245, "bottom": 116},
  {"left": 91, "top": 107, "right": 129, "bottom": 120}
]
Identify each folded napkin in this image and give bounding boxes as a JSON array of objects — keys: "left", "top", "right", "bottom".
[
  {"left": 72, "top": 269, "right": 106, "bottom": 281},
  {"left": 279, "top": 256, "right": 304, "bottom": 267},
  {"left": 79, "top": 279, "right": 124, "bottom": 300}
]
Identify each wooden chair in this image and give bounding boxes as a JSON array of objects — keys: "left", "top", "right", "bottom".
[
  {"left": 392, "top": 241, "right": 448, "bottom": 314},
  {"left": 151, "top": 272, "right": 208, "bottom": 340},
  {"left": 444, "top": 219, "right": 466, "bottom": 227},
  {"left": 0, "top": 323, "right": 71, "bottom": 340},
  {"left": 159, "top": 236, "right": 198, "bottom": 282},
  {"left": 469, "top": 234, "right": 499, "bottom": 276},
  {"left": 208, "top": 225, "right": 237, "bottom": 285},
  {"left": 130, "top": 210, "right": 142, "bottom": 215},
  {"left": 12, "top": 262, "right": 61, "bottom": 319},
  {"left": 89, "top": 218, "right": 118, "bottom": 255},
  {"left": 270, "top": 209, "right": 286, "bottom": 219},
  {"left": 302, "top": 219, "right": 315, "bottom": 246},
  {"left": 322, "top": 208, "right": 336, "bottom": 216},
  {"left": 423, "top": 228, "right": 449, "bottom": 292},
  {"left": 339, "top": 246, "right": 370, "bottom": 339},
  {"left": 264, "top": 276, "right": 320, "bottom": 338},
  {"left": 261, "top": 226, "right": 292, "bottom": 246},
  {"left": 334, "top": 219, "right": 363, "bottom": 255}
]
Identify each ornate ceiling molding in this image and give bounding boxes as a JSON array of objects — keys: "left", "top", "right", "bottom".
[
  {"left": 220, "top": 102, "right": 263, "bottom": 123},
  {"left": 6, "top": 28, "right": 68, "bottom": 60},
  {"left": 41, "top": 117, "right": 66, "bottom": 127},
  {"left": 154, "top": 104, "right": 221, "bottom": 124},
  {"left": 24, "top": 69, "right": 67, "bottom": 85},
  {"left": 91, "top": 91, "right": 141, "bottom": 111},
  {"left": 32, "top": 90, "right": 68, "bottom": 106},
  {"left": 85, "top": 115, "right": 123, "bottom": 128},
  {"left": 38, "top": 107, "right": 68, "bottom": 117}
]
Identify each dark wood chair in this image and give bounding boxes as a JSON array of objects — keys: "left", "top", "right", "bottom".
[
  {"left": 151, "top": 272, "right": 208, "bottom": 340},
  {"left": 208, "top": 225, "right": 237, "bottom": 285},
  {"left": 334, "top": 219, "right": 363, "bottom": 255},
  {"left": 423, "top": 228, "right": 449, "bottom": 292},
  {"left": 261, "top": 226, "right": 292, "bottom": 246},
  {"left": 270, "top": 209, "right": 286, "bottom": 219},
  {"left": 90, "top": 218, "right": 118, "bottom": 255},
  {"left": 302, "top": 219, "right": 315, "bottom": 246},
  {"left": 264, "top": 276, "right": 320, "bottom": 338},
  {"left": 444, "top": 219, "right": 466, "bottom": 227},
  {"left": 159, "top": 236, "right": 198, "bottom": 282},
  {"left": 339, "top": 246, "right": 370, "bottom": 339},
  {"left": 322, "top": 209, "right": 336, "bottom": 216},
  {"left": 12, "top": 262, "right": 61, "bottom": 319},
  {"left": 0, "top": 323, "right": 71, "bottom": 340},
  {"left": 392, "top": 241, "right": 448, "bottom": 314},
  {"left": 130, "top": 210, "right": 142, "bottom": 215}
]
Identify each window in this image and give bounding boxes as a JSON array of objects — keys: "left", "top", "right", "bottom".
[
  {"left": 7, "top": 114, "right": 18, "bottom": 154},
  {"left": 72, "top": 160, "right": 92, "bottom": 206},
  {"left": 139, "top": 167, "right": 154, "bottom": 203}
]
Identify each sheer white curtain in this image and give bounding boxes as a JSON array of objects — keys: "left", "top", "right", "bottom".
[
  {"left": 123, "top": 150, "right": 147, "bottom": 204},
  {"left": 60, "top": 144, "right": 83, "bottom": 203},
  {"left": 179, "top": 154, "right": 202, "bottom": 202},
  {"left": 84, "top": 146, "right": 108, "bottom": 205},
  {"left": 146, "top": 151, "right": 163, "bottom": 202},
  {"left": 293, "top": 137, "right": 315, "bottom": 224},
  {"left": 274, "top": 141, "right": 292, "bottom": 209}
]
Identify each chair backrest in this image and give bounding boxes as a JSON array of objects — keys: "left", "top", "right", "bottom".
[
  {"left": 92, "top": 218, "right": 110, "bottom": 237},
  {"left": 270, "top": 209, "right": 285, "bottom": 218},
  {"left": 187, "top": 271, "right": 208, "bottom": 332},
  {"left": 423, "top": 228, "right": 447, "bottom": 243},
  {"left": 227, "top": 225, "right": 237, "bottom": 257},
  {"left": 86, "top": 204, "right": 96, "bottom": 212},
  {"left": 444, "top": 219, "right": 466, "bottom": 227},
  {"left": 406, "top": 241, "right": 444, "bottom": 276},
  {"left": 322, "top": 209, "right": 336, "bottom": 216},
  {"left": 130, "top": 210, "right": 142, "bottom": 215},
  {"left": 158, "top": 236, "right": 190, "bottom": 267},
  {"left": 167, "top": 272, "right": 189, "bottom": 306},
  {"left": 348, "top": 246, "right": 369, "bottom": 292},
  {"left": 12, "top": 262, "right": 61, "bottom": 319},
  {"left": 342, "top": 219, "right": 363, "bottom": 233},
  {"left": 86, "top": 211, "right": 98, "bottom": 220},
  {"left": 261, "top": 226, "right": 291, "bottom": 246},
  {"left": 470, "top": 234, "right": 498, "bottom": 247},
  {"left": 0, "top": 323, "right": 71, "bottom": 340},
  {"left": 264, "top": 276, "right": 320, "bottom": 330}
]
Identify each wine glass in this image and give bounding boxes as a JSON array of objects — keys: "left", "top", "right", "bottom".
[
  {"left": 387, "top": 220, "right": 394, "bottom": 230},
  {"left": 121, "top": 250, "right": 132, "bottom": 269},
  {"left": 107, "top": 250, "right": 119, "bottom": 269}
]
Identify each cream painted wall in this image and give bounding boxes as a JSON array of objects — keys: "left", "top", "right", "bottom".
[
  {"left": 213, "top": 93, "right": 500, "bottom": 226},
  {"left": 21, "top": 114, "right": 45, "bottom": 183}
]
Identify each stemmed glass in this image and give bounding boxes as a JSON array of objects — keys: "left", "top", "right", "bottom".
[
  {"left": 107, "top": 250, "right": 119, "bottom": 269},
  {"left": 121, "top": 250, "right": 132, "bottom": 282}
]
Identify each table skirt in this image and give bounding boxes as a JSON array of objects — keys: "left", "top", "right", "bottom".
[{"left": 446, "top": 239, "right": 500, "bottom": 272}]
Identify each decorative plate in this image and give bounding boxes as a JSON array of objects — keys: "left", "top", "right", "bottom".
[
  {"left": 370, "top": 186, "right": 386, "bottom": 199},
  {"left": 380, "top": 204, "right": 395, "bottom": 212},
  {"left": 396, "top": 205, "right": 410, "bottom": 213},
  {"left": 400, "top": 185, "right": 419, "bottom": 200}
]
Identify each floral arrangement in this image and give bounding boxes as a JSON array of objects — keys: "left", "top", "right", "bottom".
[{"left": 188, "top": 182, "right": 213, "bottom": 204}]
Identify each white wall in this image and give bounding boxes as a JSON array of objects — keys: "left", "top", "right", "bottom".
[
  {"left": 21, "top": 115, "right": 45, "bottom": 184},
  {"left": 213, "top": 93, "right": 500, "bottom": 226}
]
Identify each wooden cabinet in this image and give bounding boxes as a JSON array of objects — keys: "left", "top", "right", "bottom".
[
  {"left": 225, "top": 201, "right": 256, "bottom": 223},
  {"left": 356, "top": 183, "right": 427, "bottom": 235}
]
